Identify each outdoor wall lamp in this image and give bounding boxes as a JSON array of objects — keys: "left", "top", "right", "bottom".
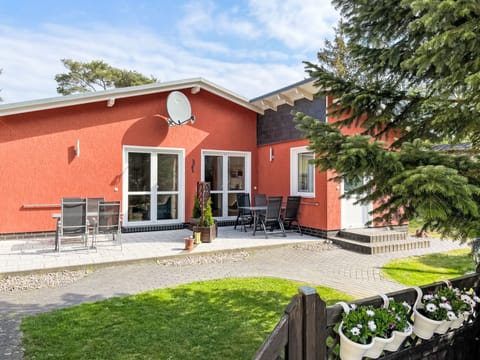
[{"left": 269, "top": 147, "right": 274, "bottom": 162}]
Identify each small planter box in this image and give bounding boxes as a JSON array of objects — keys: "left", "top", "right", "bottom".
[{"left": 193, "top": 225, "right": 216, "bottom": 243}]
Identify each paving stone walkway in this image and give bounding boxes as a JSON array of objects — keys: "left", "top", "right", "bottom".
[{"left": 0, "top": 234, "right": 469, "bottom": 359}]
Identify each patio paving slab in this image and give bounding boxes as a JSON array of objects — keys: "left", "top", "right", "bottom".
[{"left": 0, "top": 227, "right": 318, "bottom": 275}]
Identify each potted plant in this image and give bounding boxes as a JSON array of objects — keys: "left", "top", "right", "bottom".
[
  {"left": 362, "top": 305, "right": 395, "bottom": 359},
  {"left": 412, "top": 286, "right": 456, "bottom": 339},
  {"left": 338, "top": 303, "right": 374, "bottom": 360},
  {"left": 184, "top": 236, "right": 194, "bottom": 250},
  {"left": 384, "top": 299, "right": 413, "bottom": 352},
  {"left": 338, "top": 298, "right": 414, "bottom": 360},
  {"left": 192, "top": 198, "right": 216, "bottom": 243},
  {"left": 188, "top": 195, "right": 202, "bottom": 230},
  {"left": 436, "top": 285, "right": 479, "bottom": 329}
]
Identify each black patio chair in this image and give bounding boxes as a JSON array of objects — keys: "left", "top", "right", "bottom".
[
  {"left": 234, "top": 193, "right": 252, "bottom": 232},
  {"left": 282, "top": 196, "right": 302, "bottom": 234},
  {"left": 93, "top": 201, "right": 122, "bottom": 250},
  {"left": 56, "top": 198, "right": 89, "bottom": 252},
  {"left": 254, "top": 194, "right": 267, "bottom": 206},
  {"left": 256, "top": 196, "right": 286, "bottom": 238}
]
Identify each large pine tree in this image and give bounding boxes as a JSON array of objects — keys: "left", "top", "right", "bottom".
[{"left": 295, "top": 0, "right": 480, "bottom": 240}]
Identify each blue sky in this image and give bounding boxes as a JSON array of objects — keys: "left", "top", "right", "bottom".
[{"left": 0, "top": 0, "right": 338, "bottom": 104}]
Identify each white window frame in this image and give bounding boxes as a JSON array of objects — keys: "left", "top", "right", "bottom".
[
  {"left": 290, "top": 146, "right": 315, "bottom": 198},
  {"left": 122, "top": 145, "right": 185, "bottom": 226},
  {"left": 201, "top": 149, "right": 251, "bottom": 219}
]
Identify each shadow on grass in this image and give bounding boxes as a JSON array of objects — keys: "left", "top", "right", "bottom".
[
  {"left": 381, "top": 266, "right": 456, "bottom": 276},
  {"left": 20, "top": 278, "right": 350, "bottom": 360},
  {"left": 416, "top": 251, "right": 473, "bottom": 272}
]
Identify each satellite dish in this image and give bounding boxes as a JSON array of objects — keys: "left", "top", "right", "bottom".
[{"left": 166, "top": 91, "right": 195, "bottom": 126}]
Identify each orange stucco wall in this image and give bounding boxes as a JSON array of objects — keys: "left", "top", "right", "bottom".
[
  {"left": 256, "top": 139, "right": 342, "bottom": 231},
  {"left": 0, "top": 90, "right": 257, "bottom": 233}
]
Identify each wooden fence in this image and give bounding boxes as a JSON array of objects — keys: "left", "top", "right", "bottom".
[{"left": 253, "top": 271, "right": 480, "bottom": 360}]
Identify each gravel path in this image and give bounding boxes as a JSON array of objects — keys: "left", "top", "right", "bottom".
[{"left": 0, "top": 238, "right": 468, "bottom": 359}]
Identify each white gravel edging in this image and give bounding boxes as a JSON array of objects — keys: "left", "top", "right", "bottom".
[{"left": 0, "top": 270, "right": 91, "bottom": 293}]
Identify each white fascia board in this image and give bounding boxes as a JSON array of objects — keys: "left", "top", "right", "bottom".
[{"left": 0, "top": 78, "right": 263, "bottom": 116}]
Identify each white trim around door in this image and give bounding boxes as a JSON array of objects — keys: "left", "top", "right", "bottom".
[
  {"left": 122, "top": 145, "right": 185, "bottom": 227},
  {"left": 201, "top": 150, "right": 251, "bottom": 220}
]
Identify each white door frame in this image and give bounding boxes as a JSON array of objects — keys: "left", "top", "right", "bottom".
[
  {"left": 201, "top": 149, "right": 251, "bottom": 220},
  {"left": 122, "top": 145, "right": 185, "bottom": 227},
  {"left": 340, "top": 179, "right": 372, "bottom": 229}
]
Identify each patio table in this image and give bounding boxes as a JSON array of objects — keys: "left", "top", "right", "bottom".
[{"left": 238, "top": 206, "right": 266, "bottom": 235}]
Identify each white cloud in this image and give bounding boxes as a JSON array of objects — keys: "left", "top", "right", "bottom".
[
  {"left": 177, "top": 0, "right": 260, "bottom": 55},
  {"left": 247, "top": 0, "right": 339, "bottom": 51},
  {"left": 0, "top": 22, "right": 305, "bottom": 104},
  {"left": 0, "top": 0, "right": 338, "bottom": 104}
]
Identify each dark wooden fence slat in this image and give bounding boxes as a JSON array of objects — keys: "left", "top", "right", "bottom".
[
  {"left": 252, "top": 315, "right": 289, "bottom": 360},
  {"left": 287, "top": 295, "right": 303, "bottom": 360},
  {"left": 299, "top": 286, "right": 325, "bottom": 360}
]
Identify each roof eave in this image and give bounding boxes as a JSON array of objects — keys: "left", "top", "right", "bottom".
[
  {"left": 0, "top": 77, "right": 264, "bottom": 116},
  {"left": 249, "top": 78, "right": 318, "bottom": 113}
]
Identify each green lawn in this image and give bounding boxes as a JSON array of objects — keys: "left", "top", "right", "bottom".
[
  {"left": 22, "top": 277, "right": 354, "bottom": 360},
  {"left": 407, "top": 217, "right": 442, "bottom": 238},
  {"left": 381, "top": 248, "right": 474, "bottom": 286}
]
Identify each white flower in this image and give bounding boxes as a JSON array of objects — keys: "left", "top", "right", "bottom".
[
  {"left": 474, "top": 295, "right": 480, "bottom": 303},
  {"left": 423, "top": 294, "right": 434, "bottom": 301},
  {"left": 426, "top": 303, "right": 437, "bottom": 313},
  {"left": 350, "top": 327, "right": 360, "bottom": 336},
  {"left": 402, "top": 301, "right": 410, "bottom": 309},
  {"left": 350, "top": 304, "right": 357, "bottom": 310},
  {"left": 357, "top": 323, "right": 363, "bottom": 329},
  {"left": 440, "top": 296, "right": 447, "bottom": 302},
  {"left": 368, "top": 320, "right": 377, "bottom": 332},
  {"left": 366, "top": 310, "right": 375, "bottom": 317},
  {"left": 447, "top": 311, "right": 457, "bottom": 320},
  {"left": 439, "top": 303, "right": 452, "bottom": 311}
]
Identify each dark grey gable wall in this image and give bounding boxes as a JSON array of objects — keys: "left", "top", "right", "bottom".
[{"left": 257, "top": 96, "right": 326, "bottom": 146}]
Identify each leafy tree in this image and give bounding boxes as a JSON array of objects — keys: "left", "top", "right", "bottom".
[
  {"left": 55, "top": 59, "right": 157, "bottom": 95},
  {"left": 295, "top": 0, "right": 480, "bottom": 241}
]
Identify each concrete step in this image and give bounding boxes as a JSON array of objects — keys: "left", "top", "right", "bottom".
[
  {"left": 338, "top": 228, "right": 408, "bottom": 243},
  {"left": 328, "top": 236, "right": 431, "bottom": 255}
]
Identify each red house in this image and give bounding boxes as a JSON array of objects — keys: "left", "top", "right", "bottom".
[{"left": 0, "top": 78, "right": 373, "bottom": 239}]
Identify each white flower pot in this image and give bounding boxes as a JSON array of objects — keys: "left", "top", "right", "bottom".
[
  {"left": 364, "top": 334, "right": 394, "bottom": 359},
  {"left": 384, "top": 323, "right": 413, "bottom": 352},
  {"left": 339, "top": 322, "right": 373, "bottom": 360},
  {"left": 434, "top": 319, "right": 452, "bottom": 334},
  {"left": 449, "top": 313, "right": 465, "bottom": 329},
  {"left": 413, "top": 307, "right": 443, "bottom": 339}
]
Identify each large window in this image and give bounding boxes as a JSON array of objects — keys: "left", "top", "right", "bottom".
[
  {"left": 123, "top": 147, "right": 184, "bottom": 225},
  {"left": 290, "top": 146, "right": 315, "bottom": 197}
]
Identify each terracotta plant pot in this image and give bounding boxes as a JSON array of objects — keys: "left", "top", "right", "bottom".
[{"left": 184, "top": 237, "right": 194, "bottom": 250}]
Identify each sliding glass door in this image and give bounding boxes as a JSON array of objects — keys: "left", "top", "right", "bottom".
[{"left": 202, "top": 151, "right": 251, "bottom": 219}]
